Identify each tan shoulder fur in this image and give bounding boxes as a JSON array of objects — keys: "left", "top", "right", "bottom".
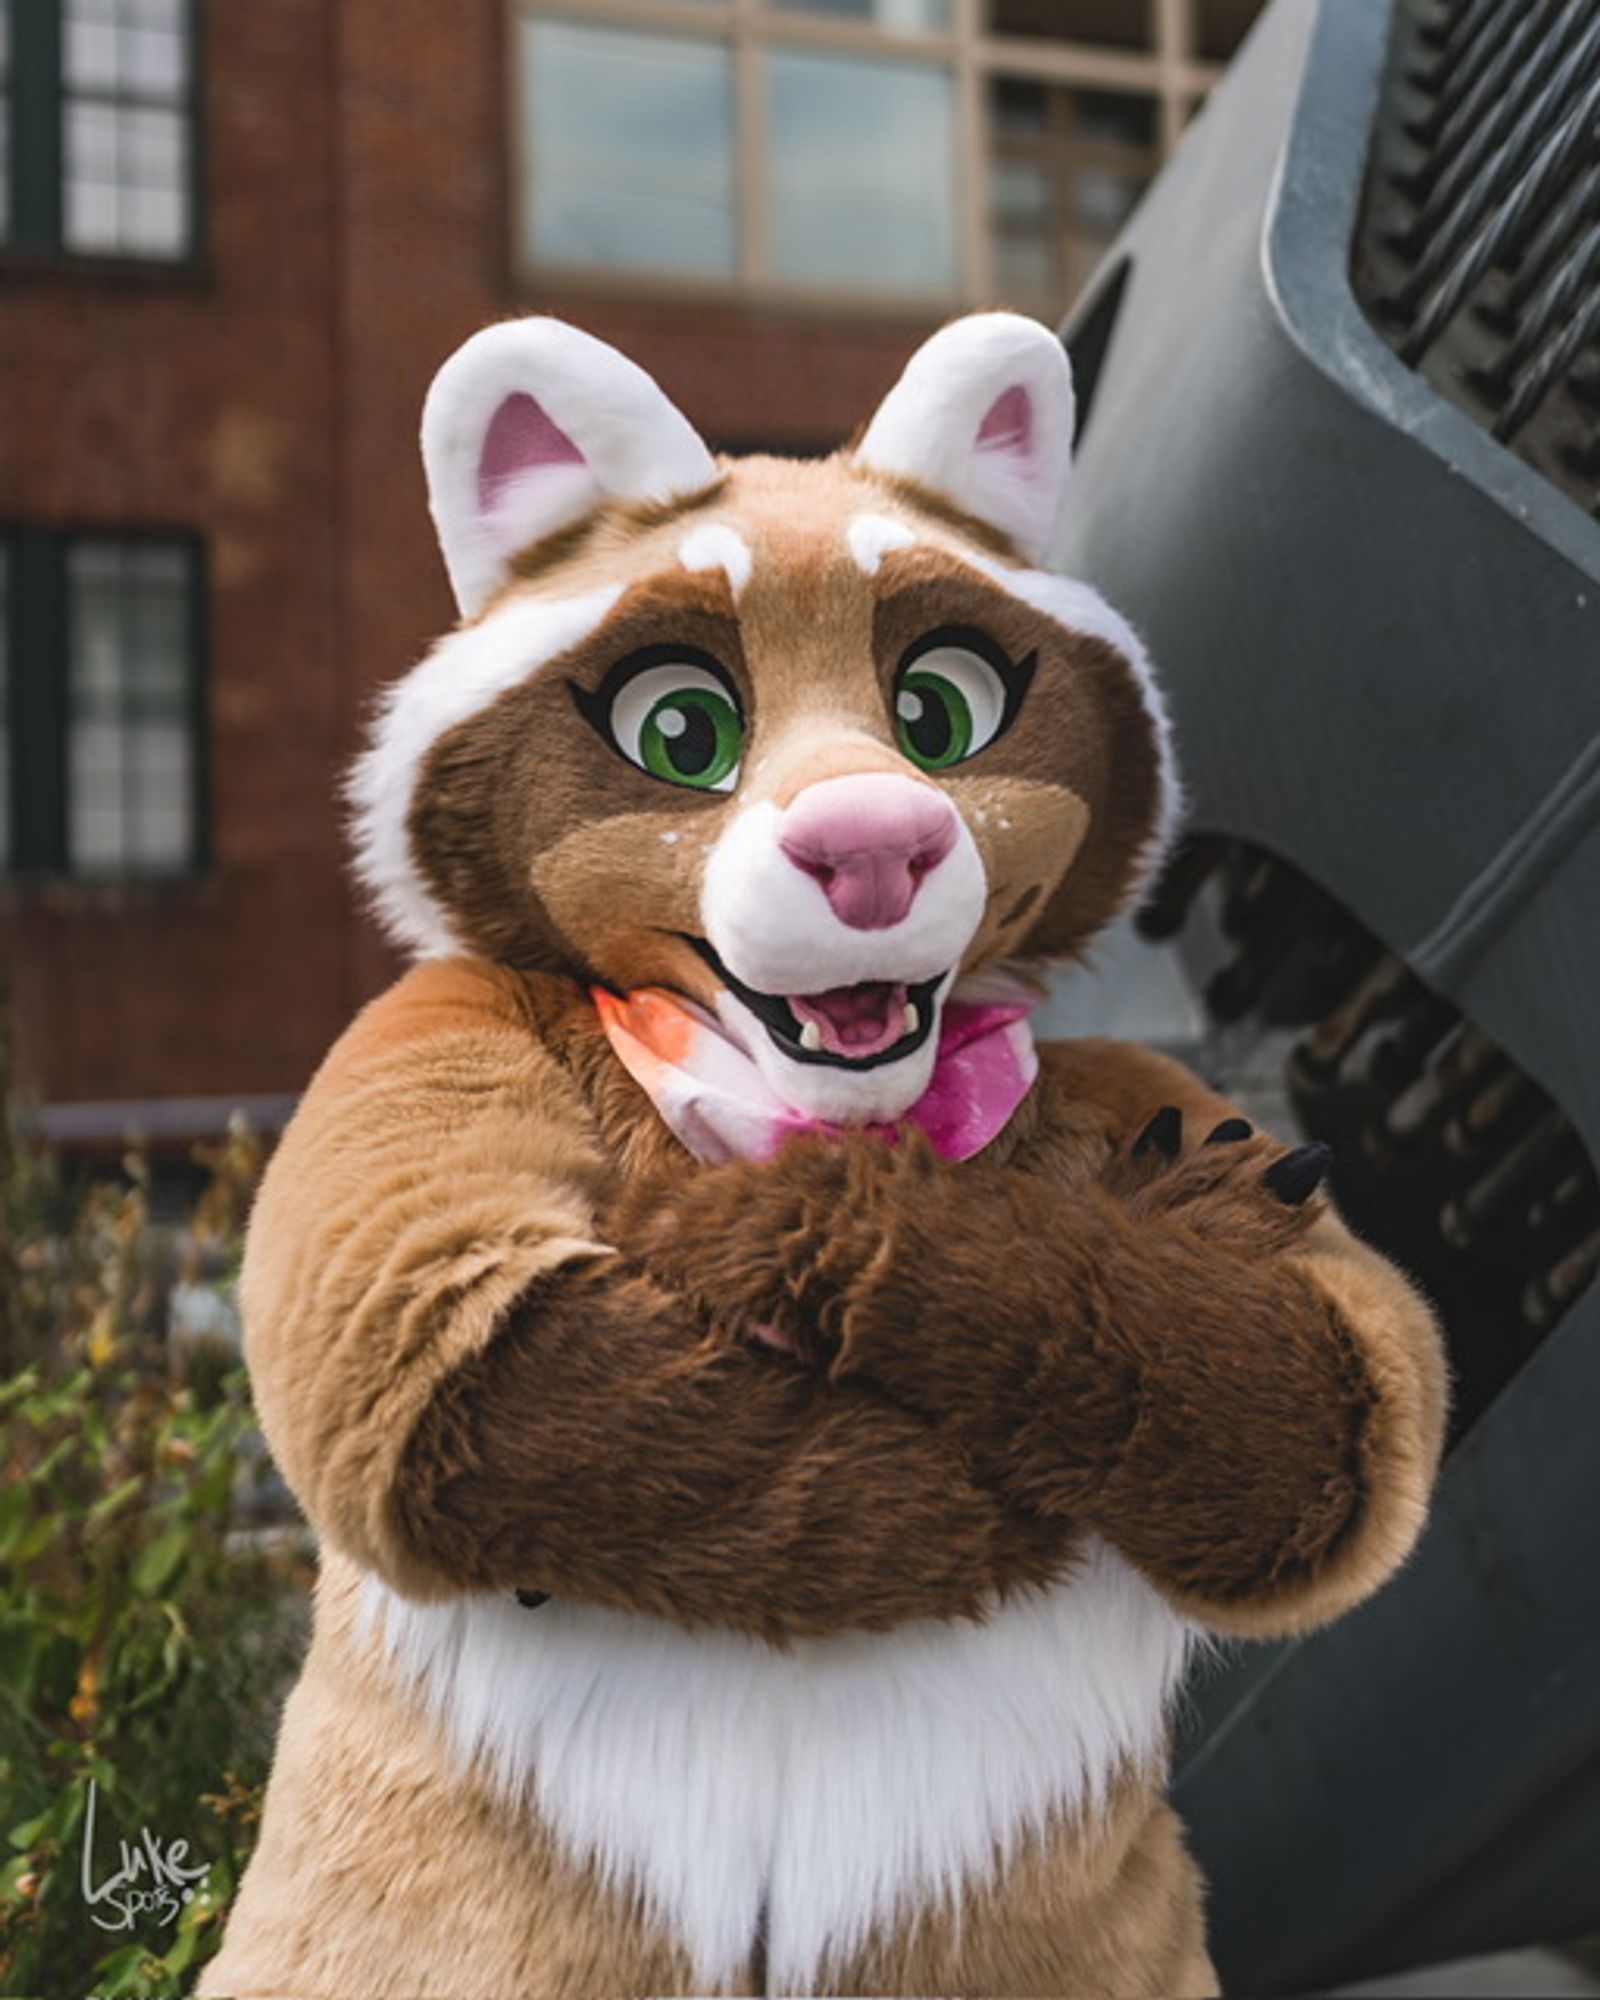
[{"left": 241, "top": 957, "right": 611, "bottom": 1598}]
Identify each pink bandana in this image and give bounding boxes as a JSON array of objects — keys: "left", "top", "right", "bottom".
[{"left": 593, "top": 972, "right": 1040, "bottom": 1165}]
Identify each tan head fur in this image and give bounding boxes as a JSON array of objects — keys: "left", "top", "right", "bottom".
[{"left": 351, "top": 314, "right": 1176, "bottom": 1125}]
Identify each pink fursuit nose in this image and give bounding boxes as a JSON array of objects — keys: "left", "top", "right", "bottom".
[{"left": 778, "top": 774, "right": 959, "bottom": 930}]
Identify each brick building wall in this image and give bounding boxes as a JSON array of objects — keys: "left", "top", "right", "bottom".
[{"left": 0, "top": 0, "right": 944, "bottom": 1122}]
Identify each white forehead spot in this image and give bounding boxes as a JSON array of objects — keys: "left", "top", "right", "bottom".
[
  {"left": 678, "top": 523, "right": 753, "bottom": 597},
  {"left": 847, "top": 512, "right": 918, "bottom": 577},
  {"left": 348, "top": 583, "right": 622, "bottom": 957}
]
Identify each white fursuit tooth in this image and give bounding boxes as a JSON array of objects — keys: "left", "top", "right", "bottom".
[
  {"left": 716, "top": 980, "right": 945, "bottom": 1128},
  {"left": 698, "top": 792, "right": 985, "bottom": 1122},
  {"left": 798, "top": 1020, "right": 823, "bottom": 1053},
  {"left": 348, "top": 586, "right": 622, "bottom": 956},
  {"left": 363, "top": 1540, "right": 1194, "bottom": 1994}
]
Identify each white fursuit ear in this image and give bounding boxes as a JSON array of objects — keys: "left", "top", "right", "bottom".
[
  {"left": 422, "top": 318, "right": 719, "bottom": 617},
  {"left": 854, "top": 313, "right": 1075, "bottom": 564}
]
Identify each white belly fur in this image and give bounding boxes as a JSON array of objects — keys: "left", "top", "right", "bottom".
[{"left": 363, "top": 1538, "right": 1192, "bottom": 1993}]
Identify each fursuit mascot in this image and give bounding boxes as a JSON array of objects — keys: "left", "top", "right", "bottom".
[{"left": 204, "top": 312, "right": 1447, "bottom": 1999}]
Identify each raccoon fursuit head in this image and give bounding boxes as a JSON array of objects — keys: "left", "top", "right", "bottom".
[{"left": 208, "top": 313, "right": 1447, "bottom": 2000}]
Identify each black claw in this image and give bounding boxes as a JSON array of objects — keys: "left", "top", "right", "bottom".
[
  {"left": 1133, "top": 1105, "right": 1183, "bottom": 1161},
  {"left": 515, "top": 1589, "right": 551, "bottom": 1610},
  {"left": 1205, "top": 1117, "right": 1254, "bottom": 1146},
  {"left": 1264, "top": 1143, "right": 1333, "bottom": 1206}
]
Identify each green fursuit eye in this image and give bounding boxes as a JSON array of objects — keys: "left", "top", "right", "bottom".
[
  {"left": 639, "top": 686, "right": 743, "bottom": 789},
  {"left": 894, "top": 644, "right": 1010, "bottom": 771},
  {"left": 896, "top": 671, "right": 974, "bottom": 770},
  {"left": 606, "top": 659, "right": 745, "bottom": 792}
]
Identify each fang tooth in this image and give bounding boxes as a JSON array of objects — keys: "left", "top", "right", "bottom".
[
  {"left": 904, "top": 1002, "right": 918, "bottom": 1034},
  {"left": 799, "top": 1020, "right": 823, "bottom": 1053}
]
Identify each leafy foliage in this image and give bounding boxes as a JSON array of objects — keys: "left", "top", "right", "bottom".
[{"left": 0, "top": 1091, "right": 308, "bottom": 1999}]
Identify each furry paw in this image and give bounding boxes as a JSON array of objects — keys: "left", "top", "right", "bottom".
[
  {"left": 611, "top": 1132, "right": 936, "bottom": 1364},
  {"left": 1104, "top": 1106, "right": 1332, "bottom": 1255}
]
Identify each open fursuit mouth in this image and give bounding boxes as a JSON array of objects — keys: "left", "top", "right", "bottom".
[{"left": 687, "top": 939, "right": 945, "bottom": 1071}]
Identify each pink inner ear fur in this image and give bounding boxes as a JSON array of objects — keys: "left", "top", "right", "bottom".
[
  {"left": 478, "top": 392, "right": 585, "bottom": 512},
  {"left": 976, "top": 384, "right": 1033, "bottom": 459}
]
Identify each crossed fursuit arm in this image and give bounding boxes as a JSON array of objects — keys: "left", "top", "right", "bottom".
[
  {"left": 240, "top": 957, "right": 1069, "bottom": 1637},
  {"left": 627, "top": 1039, "right": 1450, "bottom": 1640}
]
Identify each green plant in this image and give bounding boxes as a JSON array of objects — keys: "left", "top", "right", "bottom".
[{"left": 0, "top": 1109, "right": 308, "bottom": 1999}]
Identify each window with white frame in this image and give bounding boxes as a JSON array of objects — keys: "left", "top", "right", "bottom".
[
  {"left": 512, "top": 0, "right": 1240, "bottom": 309},
  {"left": 0, "top": 0, "right": 198, "bottom": 262},
  {"left": 2, "top": 533, "right": 206, "bottom": 881}
]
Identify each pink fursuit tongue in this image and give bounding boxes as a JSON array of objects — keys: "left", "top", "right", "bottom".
[
  {"left": 593, "top": 973, "right": 1039, "bottom": 1166},
  {"left": 789, "top": 981, "right": 910, "bottom": 1061}
]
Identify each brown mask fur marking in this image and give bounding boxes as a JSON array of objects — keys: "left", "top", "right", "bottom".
[{"left": 407, "top": 456, "right": 1164, "bottom": 1001}]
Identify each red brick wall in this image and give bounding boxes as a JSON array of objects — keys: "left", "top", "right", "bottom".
[
  {"left": 0, "top": 1, "right": 348, "bottom": 1107},
  {"left": 1, "top": 0, "right": 947, "bottom": 1112}
]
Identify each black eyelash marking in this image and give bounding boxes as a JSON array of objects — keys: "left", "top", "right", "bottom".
[
  {"left": 568, "top": 642, "right": 743, "bottom": 750},
  {"left": 895, "top": 624, "right": 1038, "bottom": 739}
]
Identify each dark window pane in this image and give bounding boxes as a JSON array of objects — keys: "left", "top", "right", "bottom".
[
  {"left": 1196, "top": 0, "right": 1261, "bottom": 62},
  {"left": 64, "top": 0, "right": 185, "bottom": 32},
  {"left": 989, "top": 0, "right": 1150, "bottom": 51},
  {"left": 1078, "top": 88, "right": 1156, "bottom": 148},
  {"left": 523, "top": 17, "right": 736, "bottom": 279},
  {"left": 767, "top": 46, "right": 956, "bottom": 293},
  {"left": 60, "top": 0, "right": 193, "bottom": 259},
  {"left": 65, "top": 12, "right": 121, "bottom": 91},
  {"left": 993, "top": 157, "right": 1051, "bottom": 226},
  {"left": 66, "top": 541, "right": 197, "bottom": 877},
  {"left": 1074, "top": 161, "right": 1144, "bottom": 234},
  {"left": 125, "top": 23, "right": 186, "bottom": 95},
  {"left": 64, "top": 98, "right": 188, "bottom": 253},
  {"left": 64, "top": 0, "right": 186, "bottom": 97},
  {"left": 993, "top": 77, "right": 1048, "bottom": 139},
  {"left": 987, "top": 78, "right": 1153, "bottom": 313}
]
